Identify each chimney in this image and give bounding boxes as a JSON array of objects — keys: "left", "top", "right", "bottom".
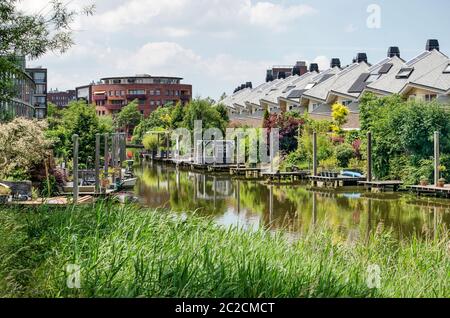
[
  {"left": 426, "top": 39, "right": 440, "bottom": 51},
  {"left": 278, "top": 71, "right": 286, "bottom": 79},
  {"left": 387, "top": 46, "right": 401, "bottom": 58},
  {"left": 309, "top": 63, "right": 319, "bottom": 73},
  {"left": 292, "top": 61, "right": 308, "bottom": 76},
  {"left": 240, "top": 84, "right": 246, "bottom": 90},
  {"left": 330, "top": 58, "right": 341, "bottom": 68},
  {"left": 355, "top": 53, "right": 368, "bottom": 63},
  {"left": 245, "top": 82, "right": 253, "bottom": 89},
  {"left": 266, "top": 69, "right": 274, "bottom": 82}
]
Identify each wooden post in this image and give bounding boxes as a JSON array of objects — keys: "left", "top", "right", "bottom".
[
  {"left": 270, "top": 131, "right": 274, "bottom": 173},
  {"left": 434, "top": 131, "right": 440, "bottom": 186},
  {"left": 111, "top": 133, "right": 116, "bottom": 186},
  {"left": 367, "top": 131, "right": 372, "bottom": 182},
  {"left": 236, "top": 137, "right": 240, "bottom": 171},
  {"left": 313, "top": 131, "right": 318, "bottom": 176},
  {"left": 72, "top": 134, "right": 79, "bottom": 204},
  {"left": 166, "top": 132, "right": 170, "bottom": 159},
  {"left": 103, "top": 133, "right": 109, "bottom": 193},
  {"left": 95, "top": 133, "right": 100, "bottom": 194}
]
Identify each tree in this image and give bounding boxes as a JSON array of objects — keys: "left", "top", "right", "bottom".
[
  {"left": 46, "top": 101, "right": 109, "bottom": 165},
  {"left": 0, "top": 1, "right": 95, "bottom": 105},
  {"left": 219, "top": 92, "right": 227, "bottom": 101},
  {"left": 182, "top": 98, "right": 228, "bottom": 133},
  {"left": 0, "top": 118, "right": 52, "bottom": 180},
  {"left": 331, "top": 103, "right": 349, "bottom": 134},
  {"left": 115, "top": 99, "right": 142, "bottom": 135},
  {"left": 360, "top": 94, "right": 450, "bottom": 183}
]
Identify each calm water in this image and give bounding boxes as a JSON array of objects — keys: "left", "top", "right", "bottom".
[{"left": 134, "top": 162, "right": 450, "bottom": 241}]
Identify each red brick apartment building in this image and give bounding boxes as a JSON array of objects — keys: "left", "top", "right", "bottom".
[
  {"left": 76, "top": 74, "right": 192, "bottom": 117},
  {"left": 48, "top": 89, "right": 76, "bottom": 108}
]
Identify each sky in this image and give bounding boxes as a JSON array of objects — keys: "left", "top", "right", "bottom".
[{"left": 20, "top": 0, "right": 450, "bottom": 100}]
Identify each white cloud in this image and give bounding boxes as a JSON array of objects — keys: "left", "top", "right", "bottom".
[
  {"left": 313, "top": 56, "right": 330, "bottom": 71},
  {"left": 345, "top": 24, "right": 358, "bottom": 33},
  {"left": 249, "top": 2, "right": 317, "bottom": 31},
  {"left": 89, "top": 0, "right": 316, "bottom": 34}
]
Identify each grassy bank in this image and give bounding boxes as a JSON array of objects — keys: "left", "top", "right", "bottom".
[{"left": 0, "top": 202, "right": 448, "bottom": 298}]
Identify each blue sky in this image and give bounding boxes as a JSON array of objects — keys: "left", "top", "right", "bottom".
[{"left": 22, "top": 0, "right": 450, "bottom": 99}]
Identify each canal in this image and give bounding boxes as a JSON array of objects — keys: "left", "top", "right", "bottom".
[{"left": 133, "top": 162, "right": 450, "bottom": 241}]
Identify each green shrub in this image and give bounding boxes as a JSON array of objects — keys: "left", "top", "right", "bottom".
[{"left": 335, "top": 143, "right": 355, "bottom": 168}]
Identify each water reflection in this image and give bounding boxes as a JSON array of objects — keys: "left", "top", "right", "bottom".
[{"left": 134, "top": 162, "right": 450, "bottom": 241}]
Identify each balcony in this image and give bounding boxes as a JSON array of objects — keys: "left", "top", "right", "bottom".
[
  {"left": 126, "top": 94, "right": 147, "bottom": 100},
  {"left": 180, "top": 94, "right": 191, "bottom": 102},
  {"left": 93, "top": 94, "right": 107, "bottom": 101},
  {"left": 104, "top": 104, "right": 123, "bottom": 110}
]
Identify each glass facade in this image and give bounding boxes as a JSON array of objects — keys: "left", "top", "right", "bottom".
[{"left": 0, "top": 56, "right": 36, "bottom": 119}]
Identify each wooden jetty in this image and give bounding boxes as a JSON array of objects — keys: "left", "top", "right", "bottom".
[
  {"left": 230, "top": 167, "right": 264, "bottom": 178},
  {"left": 358, "top": 181, "right": 404, "bottom": 192},
  {"left": 263, "top": 171, "right": 310, "bottom": 183},
  {"left": 9, "top": 196, "right": 94, "bottom": 206},
  {"left": 406, "top": 184, "right": 450, "bottom": 197},
  {"left": 309, "top": 175, "right": 366, "bottom": 188}
]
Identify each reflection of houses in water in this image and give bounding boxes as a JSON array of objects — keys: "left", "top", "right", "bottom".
[
  {"left": 194, "top": 140, "right": 235, "bottom": 165},
  {"left": 190, "top": 173, "right": 234, "bottom": 200}
]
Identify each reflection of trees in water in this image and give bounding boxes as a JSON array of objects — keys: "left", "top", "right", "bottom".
[{"left": 135, "top": 163, "right": 450, "bottom": 241}]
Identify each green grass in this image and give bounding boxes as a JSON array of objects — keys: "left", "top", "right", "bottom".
[{"left": 0, "top": 202, "right": 448, "bottom": 298}]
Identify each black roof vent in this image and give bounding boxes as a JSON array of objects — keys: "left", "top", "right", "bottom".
[
  {"left": 240, "top": 84, "right": 246, "bottom": 90},
  {"left": 387, "top": 47, "right": 401, "bottom": 58},
  {"left": 309, "top": 63, "right": 319, "bottom": 73},
  {"left": 278, "top": 71, "right": 286, "bottom": 79},
  {"left": 356, "top": 53, "right": 368, "bottom": 64},
  {"left": 330, "top": 58, "right": 341, "bottom": 68},
  {"left": 266, "top": 70, "right": 274, "bottom": 82},
  {"left": 245, "top": 82, "right": 252, "bottom": 89},
  {"left": 426, "top": 39, "right": 440, "bottom": 51},
  {"left": 292, "top": 66, "right": 301, "bottom": 76}
]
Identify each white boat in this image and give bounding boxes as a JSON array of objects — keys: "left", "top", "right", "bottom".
[{"left": 119, "top": 178, "right": 137, "bottom": 190}]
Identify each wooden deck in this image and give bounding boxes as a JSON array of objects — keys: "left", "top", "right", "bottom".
[
  {"left": 263, "top": 171, "right": 310, "bottom": 183},
  {"left": 358, "top": 180, "right": 404, "bottom": 192},
  {"left": 8, "top": 196, "right": 94, "bottom": 206},
  {"left": 230, "top": 167, "right": 264, "bottom": 178},
  {"left": 406, "top": 184, "right": 450, "bottom": 197},
  {"left": 309, "top": 175, "right": 366, "bottom": 188}
]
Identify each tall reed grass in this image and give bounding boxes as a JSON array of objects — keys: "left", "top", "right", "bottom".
[{"left": 0, "top": 202, "right": 448, "bottom": 298}]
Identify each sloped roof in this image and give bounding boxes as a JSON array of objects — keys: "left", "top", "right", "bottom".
[
  {"left": 302, "top": 63, "right": 361, "bottom": 102},
  {"left": 260, "top": 75, "right": 300, "bottom": 104},
  {"left": 403, "top": 59, "right": 450, "bottom": 93},
  {"left": 329, "top": 62, "right": 372, "bottom": 99},
  {"left": 365, "top": 50, "right": 448, "bottom": 95}
]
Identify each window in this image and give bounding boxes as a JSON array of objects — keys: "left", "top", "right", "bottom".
[
  {"left": 115, "top": 91, "right": 120, "bottom": 96},
  {"left": 396, "top": 68, "right": 414, "bottom": 79},
  {"left": 121, "top": 91, "right": 125, "bottom": 96},
  {"left": 149, "top": 90, "right": 155, "bottom": 95},
  {"left": 111, "top": 100, "right": 123, "bottom": 105},
  {"left": 35, "top": 84, "right": 46, "bottom": 94},
  {"left": 140, "top": 110, "right": 144, "bottom": 115},
  {"left": 113, "top": 79, "right": 121, "bottom": 84},
  {"left": 109, "top": 91, "right": 113, "bottom": 96},
  {"left": 138, "top": 99, "right": 146, "bottom": 105},
  {"left": 156, "top": 90, "right": 161, "bottom": 96},
  {"left": 128, "top": 89, "right": 146, "bottom": 95},
  {"left": 425, "top": 94, "right": 437, "bottom": 102},
  {"left": 444, "top": 64, "right": 450, "bottom": 74},
  {"left": 33, "top": 72, "right": 46, "bottom": 83},
  {"left": 150, "top": 101, "right": 155, "bottom": 106},
  {"left": 342, "top": 100, "right": 352, "bottom": 106}
]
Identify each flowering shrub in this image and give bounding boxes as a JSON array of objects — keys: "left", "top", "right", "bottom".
[{"left": 0, "top": 118, "right": 52, "bottom": 180}]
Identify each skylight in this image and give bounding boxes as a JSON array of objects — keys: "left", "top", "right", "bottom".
[
  {"left": 282, "top": 86, "right": 296, "bottom": 93},
  {"left": 396, "top": 67, "right": 414, "bottom": 79},
  {"left": 444, "top": 64, "right": 450, "bottom": 74},
  {"left": 305, "top": 83, "right": 315, "bottom": 90},
  {"left": 366, "top": 74, "right": 381, "bottom": 83}
]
